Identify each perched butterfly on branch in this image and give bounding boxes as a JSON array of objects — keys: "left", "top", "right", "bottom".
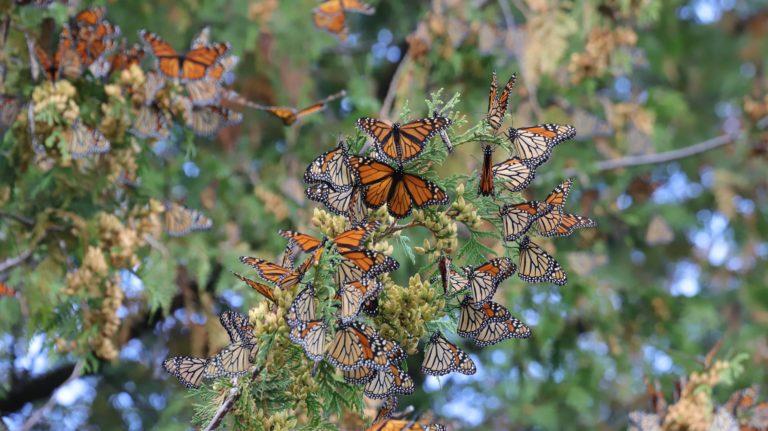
[
  {"left": 439, "top": 257, "right": 516, "bottom": 304},
  {"left": 421, "top": 331, "right": 476, "bottom": 376},
  {"left": 163, "top": 202, "right": 213, "bottom": 237},
  {"left": 337, "top": 279, "right": 382, "bottom": 322},
  {"left": 508, "top": 123, "right": 576, "bottom": 167},
  {"left": 535, "top": 179, "right": 597, "bottom": 237},
  {"left": 517, "top": 236, "right": 567, "bottom": 285},
  {"left": 486, "top": 72, "right": 516, "bottom": 132},
  {"left": 139, "top": 30, "right": 230, "bottom": 81},
  {"left": 70, "top": 7, "right": 120, "bottom": 69},
  {"left": 313, "top": 0, "right": 375, "bottom": 41},
  {"left": 162, "top": 310, "right": 257, "bottom": 388},
  {"left": 500, "top": 200, "right": 551, "bottom": 242},
  {"left": 245, "top": 90, "right": 346, "bottom": 126},
  {"left": 350, "top": 156, "right": 449, "bottom": 219},
  {"left": 471, "top": 315, "right": 531, "bottom": 347},
  {"left": 478, "top": 143, "right": 495, "bottom": 196},
  {"left": 456, "top": 296, "right": 512, "bottom": 338},
  {"left": 65, "top": 121, "right": 111, "bottom": 159},
  {"left": 304, "top": 142, "right": 367, "bottom": 222},
  {"left": 326, "top": 321, "right": 391, "bottom": 371},
  {"left": 239, "top": 255, "right": 314, "bottom": 290},
  {"left": 356, "top": 116, "right": 452, "bottom": 164},
  {"left": 233, "top": 272, "right": 276, "bottom": 304},
  {"left": 364, "top": 363, "right": 415, "bottom": 399},
  {"left": 31, "top": 28, "right": 82, "bottom": 81}
]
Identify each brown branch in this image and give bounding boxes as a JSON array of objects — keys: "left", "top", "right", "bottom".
[
  {"left": 202, "top": 366, "right": 263, "bottom": 431},
  {"left": 20, "top": 362, "right": 84, "bottom": 431},
  {"left": 0, "top": 249, "right": 33, "bottom": 273},
  {"left": 593, "top": 133, "right": 737, "bottom": 171},
  {"left": 202, "top": 382, "right": 240, "bottom": 431},
  {"left": 563, "top": 133, "right": 739, "bottom": 177},
  {"left": 0, "top": 211, "right": 35, "bottom": 227}
]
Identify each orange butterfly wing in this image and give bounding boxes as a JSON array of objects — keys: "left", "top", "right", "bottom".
[
  {"left": 479, "top": 144, "right": 494, "bottom": 196},
  {"left": 182, "top": 42, "right": 230, "bottom": 80},
  {"left": 233, "top": 272, "right": 276, "bottom": 303}
]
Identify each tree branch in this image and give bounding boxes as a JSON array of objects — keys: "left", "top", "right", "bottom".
[
  {"left": 0, "top": 363, "right": 80, "bottom": 414},
  {"left": 202, "top": 366, "right": 263, "bottom": 431},
  {"left": 563, "top": 133, "right": 739, "bottom": 177},
  {"left": 0, "top": 211, "right": 34, "bottom": 227},
  {"left": 20, "top": 362, "right": 84, "bottom": 431},
  {"left": 592, "top": 133, "right": 738, "bottom": 171},
  {"left": 0, "top": 249, "right": 33, "bottom": 273}
]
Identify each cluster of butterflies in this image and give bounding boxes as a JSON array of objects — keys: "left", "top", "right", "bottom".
[
  {"left": 478, "top": 72, "right": 597, "bottom": 285},
  {"left": 302, "top": 112, "right": 454, "bottom": 220},
  {"left": 162, "top": 310, "right": 258, "bottom": 388},
  {"left": 14, "top": 5, "right": 350, "bottom": 161}
]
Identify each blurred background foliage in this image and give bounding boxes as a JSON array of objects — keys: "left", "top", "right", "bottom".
[{"left": 1, "top": 0, "right": 768, "bottom": 430}]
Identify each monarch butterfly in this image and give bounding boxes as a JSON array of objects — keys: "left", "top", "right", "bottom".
[
  {"left": 472, "top": 315, "right": 531, "bottom": 347},
  {"left": 285, "top": 284, "right": 317, "bottom": 328},
  {"left": 239, "top": 255, "right": 313, "bottom": 290},
  {"left": 326, "top": 321, "right": 390, "bottom": 371},
  {"left": 456, "top": 296, "right": 512, "bottom": 338},
  {"left": 163, "top": 202, "right": 213, "bottom": 237},
  {"left": 343, "top": 365, "right": 376, "bottom": 384},
  {"left": 438, "top": 255, "right": 467, "bottom": 295},
  {"left": 508, "top": 123, "right": 576, "bottom": 167},
  {"left": 107, "top": 42, "right": 145, "bottom": 76},
  {"left": 163, "top": 310, "right": 258, "bottom": 388},
  {"left": 32, "top": 29, "right": 82, "bottom": 81},
  {"left": 313, "top": 0, "right": 375, "bottom": 40},
  {"left": 66, "top": 121, "right": 111, "bottom": 159},
  {"left": 370, "top": 364, "right": 415, "bottom": 399},
  {"left": 162, "top": 356, "right": 210, "bottom": 388},
  {"left": 356, "top": 116, "right": 452, "bottom": 164},
  {"left": 219, "top": 310, "right": 255, "bottom": 344},
  {"left": 458, "top": 258, "right": 516, "bottom": 304},
  {"left": 517, "top": 236, "right": 567, "bottom": 285},
  {"left": 433, "top": 111, "right": 454, "bottom": 153},
  {"left": 247, "top": 90, "right": 346, "bottom": 126},
  {"left": 130, "top": 71, "right": 172, "bottom": 140},
  {"left": 421, "top": 331, "right": 476, "bottom": 376},
  {"left": 372, "top": 396, "right": 399, "bottom": 424},
  {"left": 337, "top": 279, "right": 382, "bottom": 322},
  {"left": 487, "top": 72, "right": 516, "bottom": 131},
  {"left": 183, "top": 103, "right": 243, "bottom": 137},
  {"left": 280, "top": 220, "right": 379, "bottom": 255},
  {"left": 304, "top": 142, "right": 358, "bottom": 189},
  {"left": 289, "top": 319, "right": 328, "bottom": 362},
  {"left": 0, "top": 282, "right": 15, "bottom": 297},
  {"left": 500, "top": 201, "right": 551, "bottom": 242},
  {"left": 139, "top": 30, "right": 230, "bottom": 81},
  {"left": 350, "top": 156, "right": 449, "bottom": 219},
  {"left": 233, "top": 272, "right": 276, "bottom": 304},
  {"left": 491, "top": 157, "right": 535, "bottom": 194},
  {"left": 306, "top": 183, "right": 367, "bottom": 224},
  {"left": 364, "top": 364, "right": 415, "bottom": 399},
  {"left": 184, "top": 55, "right": 239, "bottom": 105},
  {"left": 356, "top": 324, "right": 406, "bottom": 364},
  {"left": 71, "top": 9, "right": 120, "bottom": 68},
  {"left": 205, "top": 341, "right": 258, "bottom": 377},
  {"left": 535, "top": 179, "right": 597, "bottom": 237},
  {"left": 478, "top": 144, "right": 495, "bottom": 196}
]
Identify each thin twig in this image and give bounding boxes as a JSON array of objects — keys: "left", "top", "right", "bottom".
[
  {"left": 21, "top": 362, "right": 84, "bottom": 431},
  {"left": 0, "top": 249, "right": 33, "bottom": 273},
  {"left": 0, "top": 211, "right": 34, "bottom": 227},
  {"left": 202, "top": 383, "right": 240, "bottom": 431},
  {"left": 592, "top": 133, "right": 737, "bottom": 172},
  {"left": 379, "top": 48, "right": 411, "bottom": 121},
  {"left": 202, "top": 366, "right": 263, "bottom": 431}
]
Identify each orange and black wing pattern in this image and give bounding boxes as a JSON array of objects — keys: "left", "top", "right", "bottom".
[
  {"left": 478, "top": 144, "right": 494, "bottom": 196},
  {"left": 508, "top": 123, "right": 576, "bottom": 167},
  {"left": 350, "top": 156, "right": 449, "bottom": 218},
  {"left": 486, "top": 72, "right": 516, "bottom": 131},
  {"left": 356, "top": 116, "right": 451, "bottom": 164},
  {"left": 140, "top": 30, "right": 229, "bottom": 81}
]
